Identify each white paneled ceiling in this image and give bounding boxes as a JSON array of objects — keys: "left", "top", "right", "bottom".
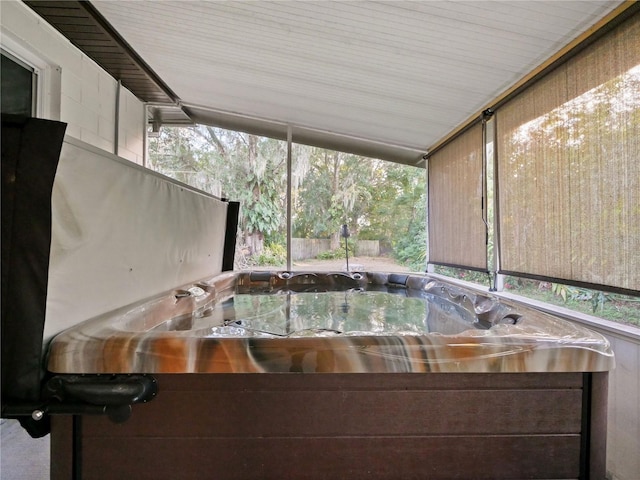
[{"left": 92, "top": 0, "right": 623, "bottom": 164}]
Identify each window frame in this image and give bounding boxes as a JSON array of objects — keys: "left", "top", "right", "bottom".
[{"left": 1, "top": 33, "right": 61, "bottom": 120}]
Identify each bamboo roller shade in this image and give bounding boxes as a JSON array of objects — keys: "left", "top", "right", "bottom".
[
  {"left": 496, "top": 13, "right": 640, "bottom": 293},
  {"left": 428, "top": 122, "right": 486, "bottom": 271}
]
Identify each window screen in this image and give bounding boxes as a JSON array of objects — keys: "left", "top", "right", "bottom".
[
  {"left": 428, "top": 122, "right": 486, "bottom": 271},
  {"left": 496, "top": 14, "right": 639, "bottom": 293}
]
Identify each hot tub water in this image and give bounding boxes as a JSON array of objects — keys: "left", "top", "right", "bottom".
[{"left": 196, "top": 290, "right": 478, "bottom": 338}]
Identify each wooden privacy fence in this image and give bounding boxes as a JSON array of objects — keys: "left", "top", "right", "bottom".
[
  {"left": 356, "top": 240, "right": 380, "bottom": 257},
  {"left": 291, "top": 238, "right": 380, "bottom": 260},
  {"left": 292, "top": 239, "right": 331, "bottom": 260}
]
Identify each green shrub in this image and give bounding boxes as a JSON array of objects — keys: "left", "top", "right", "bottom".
[
  {"left": 433, "top": 265, "right": 491, "bottom": 286},
  {"left": 316, "top": 243, "right": 355, "bottom": 260},
  {"left": 393, "top": 222, "right": 427, "bottom": 271},
  {"left": 251, "top": 243, "right": 286, "bottom": 266}
]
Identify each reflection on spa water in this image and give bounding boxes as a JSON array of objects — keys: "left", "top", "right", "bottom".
[{"left": 172, "top": 289, "right": 478, "bottom": 337}]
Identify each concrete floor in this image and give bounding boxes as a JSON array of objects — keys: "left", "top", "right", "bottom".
[{"left": 0, "top": 419, "right": 49, "bottom": 479}]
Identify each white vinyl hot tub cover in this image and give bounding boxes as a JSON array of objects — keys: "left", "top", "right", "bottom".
[{"left": 44, "top": 137, "right": 229, "bottom": 342}]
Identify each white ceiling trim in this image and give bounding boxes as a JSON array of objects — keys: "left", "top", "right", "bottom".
[{"left": 183, "top": 102, "right": 426, "bottom": 165}]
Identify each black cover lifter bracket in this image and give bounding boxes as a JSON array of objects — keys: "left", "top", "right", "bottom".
[{"left": 2, "top": 374, "right": 158, "bottom": 425}]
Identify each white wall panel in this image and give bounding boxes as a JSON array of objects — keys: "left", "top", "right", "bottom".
[
  {"left": 119, "top": 88, "right": 145, "bottom": 164},
  {"left": 605, "top": 333, "right": 640, "bottom": 480}
]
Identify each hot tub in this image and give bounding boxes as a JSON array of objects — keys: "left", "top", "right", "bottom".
[{"left": 47, "top": 271, "right": 614, "bottom": 479}]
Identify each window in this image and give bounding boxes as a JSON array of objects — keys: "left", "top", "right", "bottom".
[
  {"left": 148, "top": 125, "right": 426, "bottom": 273},
  {"left": 292, "top": 144, "right": 425, "bottom": 273},
  {"left": 1, "top": 50, "right": 36, "bottom": 116},
  {"left": 0, "top": 34, "right": 61, "bottom": 120},
  {"left": 148, "top": 125, "right": 288, "bottom": 270}
]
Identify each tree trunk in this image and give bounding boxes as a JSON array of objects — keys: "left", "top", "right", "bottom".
[{"left": 245, "top": 231, "right": 264, "bottom": 256}]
